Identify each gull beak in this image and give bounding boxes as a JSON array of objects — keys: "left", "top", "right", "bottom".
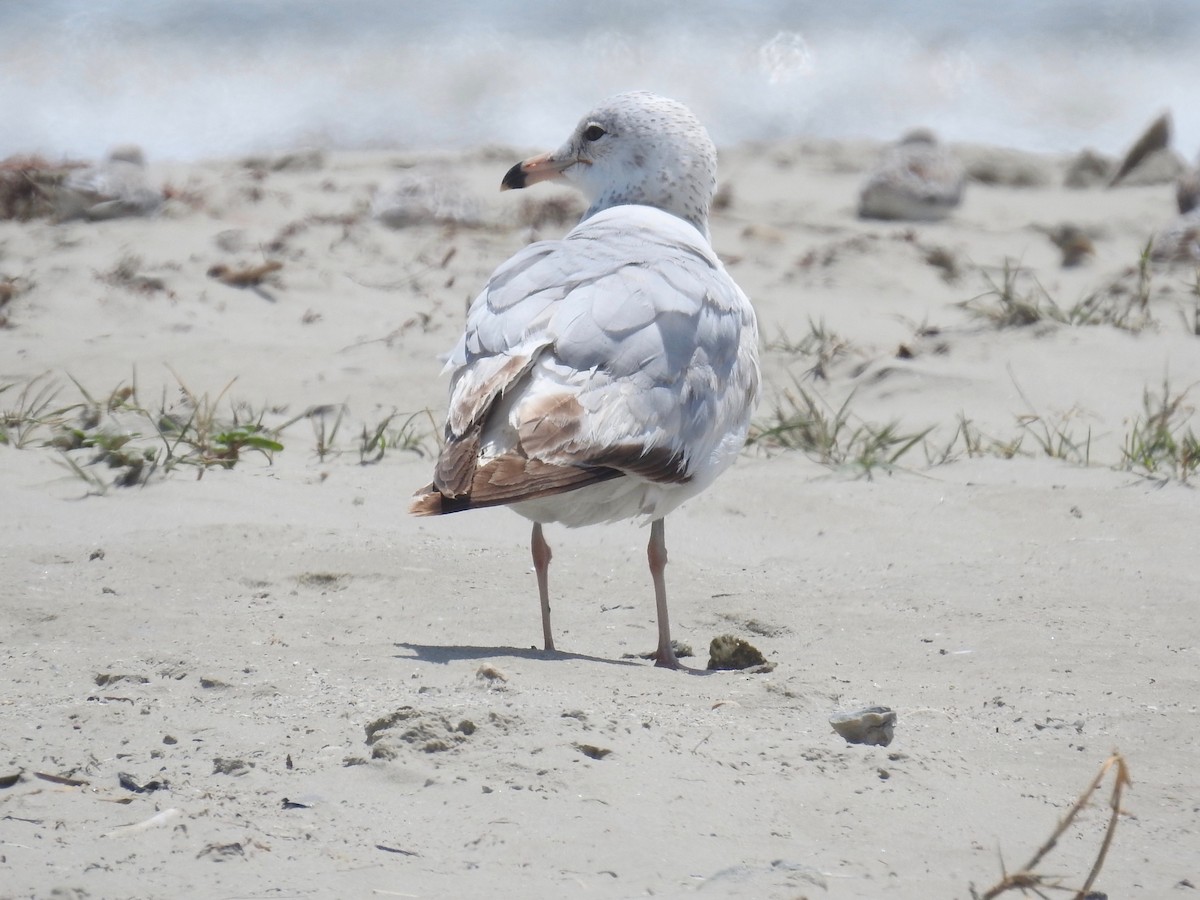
[{"left": 501, "top": 151, "right": 577, "bottom": 191}]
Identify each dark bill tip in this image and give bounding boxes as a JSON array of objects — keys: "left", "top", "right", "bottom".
[{"left": 500, "top": 161, "right": 527, "bottom": 191}]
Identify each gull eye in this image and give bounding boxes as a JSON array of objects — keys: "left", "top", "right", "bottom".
[{"left": 583, "top": 124, "right": 607, "bottom": 142}]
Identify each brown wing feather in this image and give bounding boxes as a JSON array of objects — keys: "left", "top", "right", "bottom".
[
  {"left": 433, "top": 431, "right": 481, "bottom": 498},
  {"left": 515, "top": 392, "right": 692, "bottom": 483},
  {"left": 413, "top": 372, "right": 693, "bottom": 517},
  {"left": 410, "top": 456, "right": 622, "bottom": 516},
  {"left": 515, "top": 391, "right": 587, "bottom": 457},
  {"left": 410, "top": 441, "right": 691, "bottom": 517}
]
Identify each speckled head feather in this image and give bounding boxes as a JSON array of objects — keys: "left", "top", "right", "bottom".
[{"left": 549, "top": 92, "right": 718, "bottom": 239}]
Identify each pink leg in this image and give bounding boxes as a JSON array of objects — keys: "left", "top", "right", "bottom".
[
  {"left": 647, "top": 518, "right": 686, "bottom": 669},
  {"left": 531, "top": 523, "right": 555, "bottom": 651}
]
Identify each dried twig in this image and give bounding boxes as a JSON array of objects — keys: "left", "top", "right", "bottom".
[{"left": 973, "top": 751, "right": 1131, "bottom": 900}]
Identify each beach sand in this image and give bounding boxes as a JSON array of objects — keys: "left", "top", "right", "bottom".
[{"left": 1, "top": 138, "right": 1197, "bottom": 898}]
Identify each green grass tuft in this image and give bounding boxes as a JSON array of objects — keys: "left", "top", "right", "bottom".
[
  {"left": 749, "top": 380, "right": 931, "bottom": 477},
  {"left": 1119, "top": 379, "right": 1200, "bottom": 483}
]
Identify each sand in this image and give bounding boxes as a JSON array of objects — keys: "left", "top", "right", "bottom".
[{"left": 1, "top": 137, "right": 1198, "bottom": 899}]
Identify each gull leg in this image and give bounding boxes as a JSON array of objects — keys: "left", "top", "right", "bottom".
[
  {"left": 531, "top": 523, "right": 555, "bottom": 651},
  {"left": 647, "top": 518, "right": 685, "bottom": 669}
]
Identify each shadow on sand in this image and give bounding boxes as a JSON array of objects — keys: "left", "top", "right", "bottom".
[
  {"left": 393, "top": 642, "right": 713, "bottom": 673},
  {"left": 393, "top": 642, "right": 641, "bottom": 667}
]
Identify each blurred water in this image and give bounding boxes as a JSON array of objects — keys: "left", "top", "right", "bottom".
[{"left": 3, "top": 0, "right": 1198, "bottom": 161}]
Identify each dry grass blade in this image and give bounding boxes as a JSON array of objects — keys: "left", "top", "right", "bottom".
[
  {"left": 972, "top": 751, "right": 1131, "bottom": 900},
  {"left": 1077, "top": 755, "right": 1132, "bottom": 897},
  {"left": 358, "top": 409, "right": 440, "bottom": 464},
  {"left": 962, "top": 248, "right": 1167, "bottom": 335},
  {"left": 384, "top": 408, "right": 441, "bottom": 460},
  {"left": 53, "top": 450, "right": 110, "bottom": 496},
  {"left": 958, "top": 259, "right": 1066, "bottom": 328},
  {"left": 766, "top": 316, "right": 851, "bottom": 380},
  {"left": 1009, "top": 370, "right": 1092, "bottom": 466},
  {"left": 0, "top": 374, "right": 85, "bottom": 448},
  {"left": 310, "top": 404, "right": 347, "bottom": 462}
]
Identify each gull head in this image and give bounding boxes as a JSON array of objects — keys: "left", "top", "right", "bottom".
[{"left": 502, "top": 91, "right": 718, "bottom": 239}]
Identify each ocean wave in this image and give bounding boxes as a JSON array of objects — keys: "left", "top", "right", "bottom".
[{"left": 3, "top": 1, "right": 1198, "bottom": 161}]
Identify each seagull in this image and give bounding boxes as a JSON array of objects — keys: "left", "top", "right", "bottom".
[
  {"left": 857, "top": 128, "right": 965, "bottom": 222},
  {"left": 53, "top": 145, "right": 163, "bottom": 222},
  {"left": 1149, "top": 206, "right": 1200, "bottom": 264},
  {"left": 410, "top": 92, "right": 760, "bottom": 669},
  {"left": 1107, "top": 112, "right": 1200, "bottom": 263},
  {"left": 371, "top": 172, "right": 484, "bottom": 228},
  {"left": 1108, "top": 111, "right": 1199, "bottom": 214},
  {"left": 1107, "top": 111, "right": 1173, "bottom": 189}
]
